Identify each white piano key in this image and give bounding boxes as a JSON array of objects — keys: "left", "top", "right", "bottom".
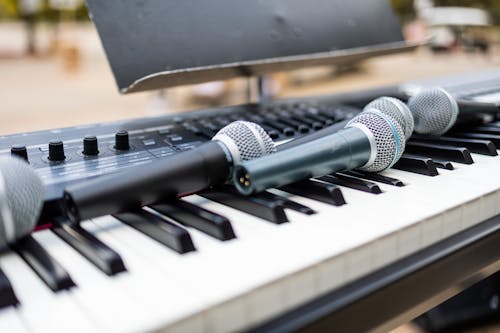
[
  {"left": 0, "top": 308, "right": 29, "bottom": 333},
  {"left": 84, "top": 218, "right": 209, "bottom": 331},
  {"left": 32, "top": 229, "right": 159, "bottom": 333},
  {"left": 0, "top": 251, "right": 97, "bottom": 333}
]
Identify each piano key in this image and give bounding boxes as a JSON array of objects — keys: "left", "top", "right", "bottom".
[
  {"left": 405, "top": 142, "right": 474, "bottom": 164},
  {"left": 52, "top": 221, "right": 126, "bottom": 276},
  {"left": 0, "top": 308, "right": 28, "bottom": 333},
  {"left": 150, "top": 200, "right": 236, "bottom": 241},
  {"left": 0, "top": 266, "right": 18, "bottom": 309},
  {"left": 114, "top": 209, "right": 196, "bottom": 254},
  {"left": 11, "top": 235, "right": 75, "bottom": 292},
  {"left": 411, "top": 135, "right": 498, "bottom": 156},
  {"left": 1, "top": 250, "right": 98, "bottom": 333},
  {"left": 280, "top": 179, "right": 347, "bottom": 206},
  {"left": 200, "top": 187, "right": 289, "bottom": 224},
  {"left": 342, "top": 170, "right": 405, "bottom": 187},
  {"left": 394, "top": 154, "right": 439, "bottom": 176},
  {"left": 81, "top": 219, "right": 208, "bottom": 332},
  {"left": 317, "top": 174, "right": 382, "bottom": 194},
  {"left": 449, "top": 132, "right": 500, "bottom": 147},
  {"left": 432, "top": 159, "right": 454, "bottom": 170},
  {"left": 32, "top": 229, "right": 163, "bottom": 332},
  {"left": 256, "top": 191, "right": 316, "bottom": 215},
  {"left": 464, "top": 125, "right": 500, "bottom": 135}
]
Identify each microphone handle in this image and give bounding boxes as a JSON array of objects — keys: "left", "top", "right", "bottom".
[
  {"left": 456, "top": 100, "right": 499, "bottom": 123},
  {"left": 64, "top": 141, "right": 231, "bottom": 222},
  {"left": 234, "top": 126, "right": 371, "bottom": 195}
]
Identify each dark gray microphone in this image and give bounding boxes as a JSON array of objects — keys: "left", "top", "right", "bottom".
[
  {"left": 408, "top": 87, "right": 498, "bottom": 135},
  {"left": 64, "top": 121, "right": 276, "bottom": 222},
  {"left": 233, "top": 109, "right": 405, "bottom": 195},
  {"left": 0, "top": 157, "right": 44, "bottom": 249}
]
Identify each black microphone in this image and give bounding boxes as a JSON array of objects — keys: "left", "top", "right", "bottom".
[
  {"left": 0, "top": 157, "right": 44, "bottom": 250},
  {"left": 408, "top": 88, "right": 499, "bottom": 135},
  {"left": 63, "top": 121, "right": 276, "bottom": 222},
  {"left": 233, "top": 109, "right": 405, "bottom": 195}
]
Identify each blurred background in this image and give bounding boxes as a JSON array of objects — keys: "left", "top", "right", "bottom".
[{"left": 0, "top": 0, "right": 499, "bottom": 135}]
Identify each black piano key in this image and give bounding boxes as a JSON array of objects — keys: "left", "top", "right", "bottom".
[
  {"left": 52, "top": 221, "right": 126, "bottom": 276},
  {"left": 317, "top": 174, "right": 382, "bottom": 194},
  {"left": 464, "top": 125, "right": 500, "bottom": 135},
  {"left": 12, "top": 235, "right": 75, "bottom": 292},
  {"left": 280, "top": 179, "right": 346, "bottom": 206},
  {"left": 0, "top": 267, "right": 18, "bottom": 309},
  {"left": 114, "top": 210, "right": 196, "bottom": 254},
  {"left": 342, "top": 170, "right": 405, "bottom": 187},
  {"left": 411, "top": 135, "right": 498, "bottom": 156},
  {"left": 393, "top": 154, "right": 439, "bottom": 176},
  {"left": 256, "top": 191, "right": 316, "bottom": 215},
  {"left": 150, "top": 200, "right": 236, "bottom": 241},
  {"left": 404, "top": 142, "right": 474, "bottom": 164},
  {"left": 432, "top": 159, "right": 454, "bottom": 170},
  {"left": 449, "top": 132, "right": 500, "bottom": 147},
  {"left": 200, "top": 187, "right": 289, "bottom": 224}
]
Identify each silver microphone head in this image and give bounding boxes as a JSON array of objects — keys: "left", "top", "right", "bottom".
[
  {"left": 0, "top": 157, "right": 44, "bottom": 247},
  {"left": 212, "top": 121, "right": 276, "bottom": 164},
  {"left": 364, "top": 96, "right": 414, "bottom": 140},
  {"left": 408, "top": 87, "right": 459, "bottom": 135},
  {"left": 346, "top": 108, "right": 405, "bottom": 172}
]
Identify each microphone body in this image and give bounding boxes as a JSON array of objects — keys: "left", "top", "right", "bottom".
[
  {"left": 235, "top": 127, "right": 371, "bottom": 195},
  {"left": 234, "top": 110, "right": 405, "bottom": 195},
  {"left": 64, "top": 121, "right": 276, "bottom": 222},
  {"left": 64, "top": 141, "right": 230, "bottom": 222}
]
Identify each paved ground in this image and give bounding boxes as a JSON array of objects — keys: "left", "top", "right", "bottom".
[{"left": 0, "top": 23, "right": 499, "bottom": 135}]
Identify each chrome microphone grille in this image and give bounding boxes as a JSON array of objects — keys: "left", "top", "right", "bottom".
[
  {"left": 212, "top": 121, "right": 276, "bottom": 163},
  {"left": 408, "top": 88, "right": 459, "bottom": 135},
  {"left": 346, "top": 109, "right": 405, "bottom": 172},
  {"left": 0, "top": 157, "right": 44, "bottom": 246},
  {"left": 364, "top": 96, "right": 414, "bottom": 140}
]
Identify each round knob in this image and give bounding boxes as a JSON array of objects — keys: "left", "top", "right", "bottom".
[
  {"left": 83, "top": 136, "right": 99, "bottom": 156},
  {"left": 114, "top": 130, "right": 130, "bottom": 151},
  {"left": 48, "top": 140, "right": 65, "bottom": 162},
  {"left": 11, "top": 145, "right": 28, "bottom": 161}
]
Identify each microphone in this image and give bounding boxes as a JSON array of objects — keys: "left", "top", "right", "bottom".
[
  {"left": 278, "top": 96, "right": 414, "bottom": 151},
  {"left": 364, "top": 96, "right": 414, "bottom": 140},
  {"left": 233, "top": 109, "right": 405, "bottom": 195},
  {"left": 408, "top": 87, "right": 499, "bottom": 135},
  {"left": 63, "top": 121, "right": 276, "bottom": 222},
  {"left": 0, "top": 157, "right": 44, "bottom": 249}
]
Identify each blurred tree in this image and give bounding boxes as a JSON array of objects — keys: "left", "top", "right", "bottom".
[
  {"left": 0, "top": 0, "right": 19, "bottom": 18},
  {"left": 391, "top": 0, "right": 500, "bottom": 24}
]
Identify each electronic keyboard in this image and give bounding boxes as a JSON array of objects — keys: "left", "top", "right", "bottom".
[{"left": 0, "top": 69, "right": 499, "bottom": 333}]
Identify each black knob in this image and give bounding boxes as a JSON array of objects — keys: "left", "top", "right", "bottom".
[
  {"left": 11, "top": 145, "right": 28, "bottom": 161},
  {"left": 83, "top": 136, "right": 99, "bottom": 156},
  {"left": 48, "top": 140, "right": 66, "bottom": 161},
  {"left": 114, "top": 130, "right": 130, "bottom": 150}
]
